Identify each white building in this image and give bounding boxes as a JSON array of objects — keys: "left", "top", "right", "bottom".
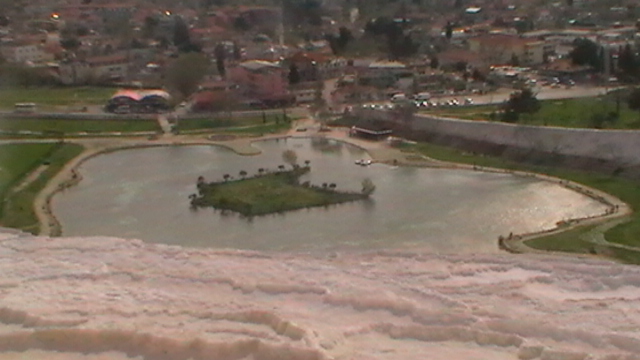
[
  {"left": 1, "top": 42, "right": 53, "bottom": 64},
  {"left": 59, "top": 54, "right": 129, "bottom": 85}
]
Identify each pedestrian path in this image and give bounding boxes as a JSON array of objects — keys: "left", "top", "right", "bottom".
[{"left": 157, "top": 114, "right": 172, "bottom": 134}]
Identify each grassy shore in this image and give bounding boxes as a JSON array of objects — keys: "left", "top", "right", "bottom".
[
  {"left": 0, "top": 118, "right": 160, "bottom": 135},
  {"left": 408, "top": 142, "right": 640, "bottom": 264},
  {"left": 177, "top": 114, "right": 295, "bottom": 132},
  {"left": 429, "top": 93, "right": 640, "bottom": 129},
  {"left": 192, "top": 167, "right": 368, "bottom": 216},
  {"left": 0, "top": 142, "right": 83, "bottom": 234}
]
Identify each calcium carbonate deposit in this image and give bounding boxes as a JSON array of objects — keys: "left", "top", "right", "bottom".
[{"left": 1, "top": 230, "right": 640, "bottom": 360}]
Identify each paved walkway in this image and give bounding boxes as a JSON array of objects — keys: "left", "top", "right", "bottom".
[{"left": 157, "top": 114, "right": 172, "bottom": 134}]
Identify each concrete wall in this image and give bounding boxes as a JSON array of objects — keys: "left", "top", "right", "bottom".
[{"left": 358, "top": 109, "right": 640, "bottom": 176}]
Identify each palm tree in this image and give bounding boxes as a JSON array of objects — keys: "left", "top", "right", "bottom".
[
  {"left": 223, "top": 174, "right": 230, "bottom": 182},
  {"left": 282, "top": 149, "right": 298, "bottom": 168},
  {"left": 196, "top": 176, "right": 206, "bottom": 191},
  {"left": 304, "top": 160, "right": 310, "bottom": 167},
  {"left": 239, "top": 170, "right": 247, "bottom": 179},
  {"left": 258, "top": 168, "right": 265, "bottom": 176}
]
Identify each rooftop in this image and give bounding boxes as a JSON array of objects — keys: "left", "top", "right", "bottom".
[{"left": 239, "top": 60, "right": 281, "bottom": 71}]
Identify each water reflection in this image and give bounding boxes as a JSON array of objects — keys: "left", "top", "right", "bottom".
[{"left": 52, "top": 138, "right": 608, "bottom": 253}]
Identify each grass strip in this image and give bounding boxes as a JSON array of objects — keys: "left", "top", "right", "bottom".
[
  {"left": 0, "top": 86, "right": 114, "bottom": 109},
  {"left": 176, "top": 114, "right": 295, "bottom": 131},
  {"left": 0, "top": 118, "right": 160, "bottom": 134},
  {"left": 428, "top": 93, "right": 640, "bottom": 129},
  {"left": 0, "top": 142, "right": 83, "bottom": 234}
]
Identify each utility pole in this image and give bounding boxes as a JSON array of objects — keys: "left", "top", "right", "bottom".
[{"left": 278, "top": 0, "right": 285, "bottom": 47}]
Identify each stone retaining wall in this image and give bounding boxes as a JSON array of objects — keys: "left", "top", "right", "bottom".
[{"left": 358, "top": 109, "right": 640, "bottom": 178}]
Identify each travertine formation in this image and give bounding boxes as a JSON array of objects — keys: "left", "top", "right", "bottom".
[{"left": 1, "top": 230, "right": 640, "bottom": 360}]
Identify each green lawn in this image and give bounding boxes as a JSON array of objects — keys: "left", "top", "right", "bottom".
[
  {"left": 0, "top": 143, "right": 56, "bottom": 205},
  {"left": 192, "top": 168, "right": 367, "bottom": 216},
  {"left": 177, "top": 114, "right": 294, "bottom": 132},
  {"left": 0, "top": 118, "right": 160, "bottom": 134},
  {"left": 430, "top": 93, "right": 640, "bottom": 129},
  {"left": 0, "top": 142, "right": 84, "bottom": 234},
  {"left": 217, "top": 122, "right": 292, "bottom": 135},
  {"left": 0, "top": 86, "right": 115, "bottom": 110},
  {"left": 408, "top": 142, "right": 640, "bottom": 264}
]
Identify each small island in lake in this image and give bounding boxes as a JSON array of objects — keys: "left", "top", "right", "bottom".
[{"left": 190, "top": 164, "right": 375, "bottom": 217}]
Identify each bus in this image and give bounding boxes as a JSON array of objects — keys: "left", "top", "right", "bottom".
[{"left": 14, "top": 103, "right": 37, "bottom": 113}]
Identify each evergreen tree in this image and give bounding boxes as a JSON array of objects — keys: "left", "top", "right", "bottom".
[
  {"left": 618, "top": 44, "right": 638, "bottom": 78},
  {"left": 445, "top": 21, "right": 453, "bottom": 40},
  {"left": 232, "top": 42, "right": 242, "bottom": 60},
  {"left": 214, "top": 44, "right": 226, "bottom": 78},
  {"left": 288, "top": 63, "right": 301, "bottom": 85},
  {"left": 430, "top": 56, "right": 439, "bottom": 69},
  {"left": 501, "top": 88, "right": 540, "bottom": 121},
  {"left": 510, "top": 53, "right": 520, "bottom": 66},
  {"left": 173, "top": 16, "right": 191, "bottom": 49},
  {"left": 165, "top": 52, "right": 209, "bottom": 98},
  {"left": 337, "top": 27, "right": 353, "bottom": 50},
  {"left": 569, "top": 38, "right": 603, "bottom": 71}
]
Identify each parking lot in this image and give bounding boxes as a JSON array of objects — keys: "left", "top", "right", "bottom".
[{"left": 358, "top": 85, "right": 615, "bottom": 112}]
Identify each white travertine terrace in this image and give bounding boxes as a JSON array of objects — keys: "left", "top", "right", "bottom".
[{"left": 1, "top": 231, "right": 640, "bottom": 360}]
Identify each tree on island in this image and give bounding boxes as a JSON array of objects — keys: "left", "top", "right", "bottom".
[
  {"left": 282, "top": 150, "right": 299, "bottom": 168},
  {"left": 191, "top": 165, "right": 369, "bottom": 217},
  {"left": 197, "top": 176, "right": 206, "bottom": 190},
  {"left": 361, "top": 178, "right": 376, "bottom": 196}
]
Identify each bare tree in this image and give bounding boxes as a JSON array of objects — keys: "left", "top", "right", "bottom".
[
  {"left": 282, "top": 149, "right": 298, "bottom": 168},
  {"left": 361, "top": 178, "right": 376, "bottom": 196}
]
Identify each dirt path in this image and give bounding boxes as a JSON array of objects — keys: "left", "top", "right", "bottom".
[{"left": 11, "top": 165, "right": 49, "bottom": 193}]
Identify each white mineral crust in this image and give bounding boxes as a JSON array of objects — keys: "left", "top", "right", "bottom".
[{"left": 1, "top": 232, "right": 640, "bottom": 360}]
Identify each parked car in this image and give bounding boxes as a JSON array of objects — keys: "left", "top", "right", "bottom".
[{"left": 413, "top": 92, "right": 431, "bottom": 101}]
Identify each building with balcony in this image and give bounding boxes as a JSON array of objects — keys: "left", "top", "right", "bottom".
[
  {"left": 468, "top": 34, "right": 545, "bottom": 66},
  {"left": 227, "top": 60, "right": 292, "bottom": 106}
]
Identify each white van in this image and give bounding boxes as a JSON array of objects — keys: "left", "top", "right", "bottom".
[
  {"left": 413, "top": 92, "right": 431, "bottom": 101},
  {"left": 390, "top": 93, "right": 407, "bottom": 103}
]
